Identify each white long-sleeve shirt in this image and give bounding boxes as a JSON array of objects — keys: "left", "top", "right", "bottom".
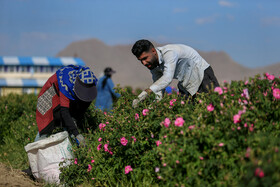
[{"left": 149, "top": 44, "right": 210, "bottom": 97}]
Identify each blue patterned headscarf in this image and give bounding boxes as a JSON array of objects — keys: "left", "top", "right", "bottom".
[{"left": 56, "top": 65, "right": 98, "bottom": 100}]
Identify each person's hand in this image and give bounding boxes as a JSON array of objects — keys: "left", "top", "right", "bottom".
[
  {"left": 132, "top": 91, "right": 148, "bottom": 108},
  {"left": 75, "top": 134, "right": 86, "bottom": 147}
]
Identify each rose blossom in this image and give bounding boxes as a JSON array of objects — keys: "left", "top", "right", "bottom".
[
  {"left": 242, "top": 88, "right": 250, "bottom": 99},
  {"left": 125, "top": 165, "right": 133, "bottom": 174},
  {"left": 214, "top": 87, "right": 223, "bottom": 95},
  {"left": 120, "top": 137, "right": 128, "bottom": 146},
  {"left": 156, "top": 140, "right": 162, "bottom": 147},
  {"left": 87, "top": 164, "right": 92, "bottom": 172},
  {"left": 131, "top": 136, "right": 136, "bottom": 142},
  {"left": 99, "top": 123, "right": 106, "bottom": 131},
  {"left": 164, "top": 118, "right": 171, "bottom": 128},
  {"left": 219, "top": 143, "right": 224, "bottom": 147},
  {"left": 255, "top": 167, "right": 265, "bottom": 178},
  {"left": 174, "top": 117, "right": 185, "bottom": 127},
  {"left": 266, "top": 72, "right": 275, "bottom": 81},
  {"left": 142, "top": 109, "right": 149, "bottom": 116},
  {"left": 97, "top": 144, "right": 102, "bottom": 151},
  {"left": 273, "top": 88, "right": 280, "bottom": 99},
  {"left": 188, "top": 125, "right": 195, "bottom": 130},
  {"left": 169, "top": 99, "right": 176, "bottom": 106},
  {"left": 233, "top": 114, "right": 241, "bottom": 124},
  {"left": 135, "top": 113, "right": 139, "bottom": 120},
  {"left": 104, "top": 144, "right": 109, "bottom": 152},
  {"left": 207, "top": 104, "right": 214, "bottom": 112},
  {"left": 98, "top": 138, "right": 102, "bottom": 142}
]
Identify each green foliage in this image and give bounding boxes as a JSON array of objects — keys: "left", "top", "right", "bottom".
[
  {"left": 0, "top": 74, "right": 280, "bottom": 186},
  {"left": 0, "top": 94, "right": 37, "bottom": 169}
]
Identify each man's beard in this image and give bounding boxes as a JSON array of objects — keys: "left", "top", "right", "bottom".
[{"left": 147, "top": 56, "right": 158, "bottom": 70}]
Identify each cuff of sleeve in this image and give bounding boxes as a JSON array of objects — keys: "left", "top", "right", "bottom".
[{"left": 149, "top": 85, "right": 159, "bottom": 94}]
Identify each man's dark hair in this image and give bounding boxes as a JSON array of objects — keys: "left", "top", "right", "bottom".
[{"left": 131, "top": 39, "right": 154, "bottom": 58}]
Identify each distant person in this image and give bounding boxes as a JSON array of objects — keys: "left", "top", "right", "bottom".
[
  {"left": 95, "top": 67, "right": 121, "bottom": 112},
  {"left": 35, "top": 64, "right": 98, "bottom": 146},
  {"left": 131, "top": 39, "right": 220, "bottom": 107}
]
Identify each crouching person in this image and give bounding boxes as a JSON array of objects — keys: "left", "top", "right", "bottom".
[
  {"left": 22, "top": 65, "right": 98, "bottom": 181},
  {"left": 35, "top": 64, "right": 98, "bottom": 145}
]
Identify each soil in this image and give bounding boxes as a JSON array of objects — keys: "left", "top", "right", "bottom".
[{"left": 0, "top": 162, "right": 41, "bottom": 187}]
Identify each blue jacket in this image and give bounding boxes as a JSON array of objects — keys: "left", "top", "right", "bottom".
[{"left": 95, "top": 76, "right": 120, "bottom": 111}]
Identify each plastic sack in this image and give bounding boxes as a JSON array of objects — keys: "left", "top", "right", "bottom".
[{"left": 24, "top": 131, "right": 74, "bottom": 184}]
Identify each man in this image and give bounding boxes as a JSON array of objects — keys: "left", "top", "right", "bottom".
[{"left": 131, "top": 39, "right": 219, "bottom": 108}]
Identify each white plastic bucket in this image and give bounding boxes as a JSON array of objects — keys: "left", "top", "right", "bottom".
[{"left": 24, "top": 131, "right": 74, "bottom": 184}]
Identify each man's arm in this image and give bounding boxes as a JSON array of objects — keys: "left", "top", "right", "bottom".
[{"left": 149, "top": 50, "right": 177, "bottom": 94}]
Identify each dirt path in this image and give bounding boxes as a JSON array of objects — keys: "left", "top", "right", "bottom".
[{"left": 0, "top": 163, "right": 41, "bottom": 187}]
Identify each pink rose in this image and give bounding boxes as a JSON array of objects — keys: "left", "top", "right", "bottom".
[
  {"left": 124, "top": 165, "right": 133, "bottom": 174},
  {"left": 169, "top": 99, "right": 176, "bottom": 106},
  {"left": 164, "top": 118, "right": 171, "bottom": 128},
  {"left": 91, "top": 160, "right": 95, "bottom": 163},
  {"left": 131, "top": 136, "right": 136, "bottom": 142},
  {"left": 104, "top": 144, "right": 109, "bottom": 152},
  {"left": 135, "top": 113, "right": 139, "bottom": 120},
  {"left": 174, "top": 117, "right": 185, "bottom": 127},
  {"left": 199, "top": 156, "right": 204, "bottom": 160},
  {"left": 97, "top": 144, "right": 102, "bottom": 151},
  {"left": 98, "top": 138, "right": 102, "bottom": 142},
  {"left": 156, "top": 140, "right": 162, "bottom": 147},
  {"left": 255, "top": 167, "right": 265, "bottom": 178},
  {"left": 207, "top": 104, "right": 214, "bottom": 112},
  {"left": 121, "top": 137, "right": 128, "bottom": 146},
  {"left": 273, "top": 88, "right": 280, "bottom": 99},
  {"left": 188, "top": 125, "right": 195, "bottom": 130},
  {"left": 233, "top": 114, "right": 241, "bottom": 124},
  {"left": 142, "top": 109, "right": 149, "bottom": 116},
  {"left": 242, "top": 88, "right": 250, "bottom": 99},
  {"left": 87, "top": 164, "right": 92, "bottom": 172},
  {"left": 266, "top": 72, "right": 275, "bottom": 80},
  {"left": 214, "top": 87, "right": 223, "bottom": 95},
  {"left": 99, "top": 123, "right": 106, "bottom": 131},
  {"left": 74, "top": 158, "right": 78, "bottom": 164},
  {"left": 219, "top": 143, "right": 224, "bottom": 147}
]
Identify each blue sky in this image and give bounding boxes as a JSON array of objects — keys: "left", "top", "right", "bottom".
[{"left": 0, "top": 0, "right": 279, "bottom": 68}]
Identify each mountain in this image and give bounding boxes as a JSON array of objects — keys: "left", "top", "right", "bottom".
[{"left": 57, "top": 38, "right": 280, "bottom": 88}]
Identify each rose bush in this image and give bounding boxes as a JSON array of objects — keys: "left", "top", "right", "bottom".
[
  {"left": 59, "top": 74, "right": 280, "bottom": 186},
  {"left": 0, "top": 73, "right": 279, "bottom": 186}
]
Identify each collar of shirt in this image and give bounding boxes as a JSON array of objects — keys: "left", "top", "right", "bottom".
[{"left": 156, "top": 48, "right": 164, "bottom": 65}]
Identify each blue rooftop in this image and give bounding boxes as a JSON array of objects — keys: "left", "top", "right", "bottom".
[{"left": 0, "top": 56, "right": 85, "bottom": 66}]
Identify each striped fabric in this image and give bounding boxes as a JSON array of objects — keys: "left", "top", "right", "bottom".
[
  {"left": 0, "top": 78, "right": 47, "bottom": 87},
  {"left": 0, "top": 56, "right": 85, "bottom": 66}
]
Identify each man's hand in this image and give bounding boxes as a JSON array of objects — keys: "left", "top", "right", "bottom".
[
  {"left": 75, "top": 134, "right": 86, "bottom": 147},
  {"left": 132, "top": 90, "right": 148, "bottom": 108}
]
